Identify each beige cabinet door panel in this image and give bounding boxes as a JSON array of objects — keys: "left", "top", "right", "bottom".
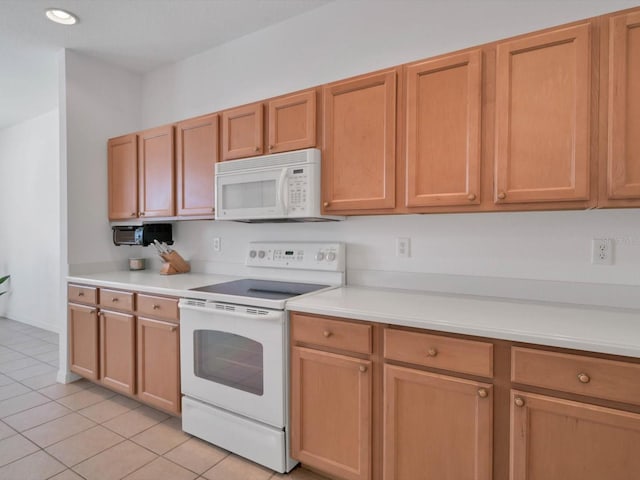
[
  {"left": 138, "top": 125, "right": 175, "bottom": 217},
  {"left": 405, "top": 50, "right": 482, "bottom": 208},
  {"left": 108, "top": 134, "right": 138, "bottom": 220},
  {"left": 221, "top": 103, "right": 264, "bottom": 160},
  {"left": 495, "top": 24, "right": 591, "bottom": 204},
  {"left": 291, "top": 346, "right": 372, "bottom": 480},
  {"left": 510, "top": 390, "right": 640, "bottom": 480},
  {"left": 267, "top": 89, "right": 317, "bottom": 154},
  {"left": 99, "top": 310, "right": 136, "bottom": 395},
  {"left": 383, "top": 364, "right": 492, "bottom": 480},
  {"left": 68, "top": 303, "right": 99, "bottom": 380}
]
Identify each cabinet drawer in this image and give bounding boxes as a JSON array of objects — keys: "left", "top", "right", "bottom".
[
  {"left": 291, "top": 313, "right": 372, "bottom": 354},
  {"left": 384, "top": 328, "right": 493, "bottom": 377},
  {"left": 68, "top": 284, "right": 98, "bottom": 305},
  {"left": 99, "top": 289, "right": 134, "bottom": 312},
  {"left": 137, "top": 294, "right": 179, "bottom": 322},
  {"left": 511, "top": 347, "right": 640, "bottom": 406}
]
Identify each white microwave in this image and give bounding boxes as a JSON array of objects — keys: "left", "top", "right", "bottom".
[{"left": 215, "top": 148, "right": 344, "bottom": 222}]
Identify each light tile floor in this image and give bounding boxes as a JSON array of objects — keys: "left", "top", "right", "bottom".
[{"left": 0, "top": 317, "right": 332, "bottom": 480}]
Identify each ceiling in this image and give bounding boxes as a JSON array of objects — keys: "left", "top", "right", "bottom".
[{"left": 0, "top": 0, "right": 331, "bottom": 130}]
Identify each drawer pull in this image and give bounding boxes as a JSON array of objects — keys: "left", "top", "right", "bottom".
[
  {"left": 467, "top": 193, "right": 476, "bottom": 201},
  {"left": 577, "top": 372, "right": 591, "bottom": 384},
  {"left": 477, "top": 388, "right": 488, "bottom": 398},
  {"left": 153, "top": 304, "right": 161, "bottom": 310},
  {"left": 112, "top": 297, "right": 119, "bottom": 302},
  {"left": 497, "top": 191, "right": 506, "bottom": 200},
  {"left": 514, "top": 397, "right": 525, "bottom": 408},
  {"left": 427, "top": 348, "right": 438, "bottom": 357},
  {"left": 170, "top": 326, "right": 177, "bottom": 332},
  {"left": 89, "top": 309, "right": 97, "bottom": 314},
  {"left": 323, "top": 330, "right": 332, "bottom": 338},
  {"left": 359, "top": 365, "right": 367, "bottom": 373},
  {"left": 78, "top": 291, "right": 85, "bottom": 297}
]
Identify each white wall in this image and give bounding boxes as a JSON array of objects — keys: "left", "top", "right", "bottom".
[
  {"left": 139, "top": 0, "right": 640, "bottom": 307},
  {"left": 0, "top": 110, "right": 61, "bottom": 330},
  {"left": 64, "top": 50, "right": 144, "bottom": 272}
]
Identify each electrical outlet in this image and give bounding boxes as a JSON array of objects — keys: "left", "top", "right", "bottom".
[
  {"left": 591, "top": 238, "right": 613, "bottom": 265},
  {"left": 213, "top": 237, "right": 221, "bottom": 252},
  {"left": 396, "top": 237, "right": 410, "bottom": 258}
]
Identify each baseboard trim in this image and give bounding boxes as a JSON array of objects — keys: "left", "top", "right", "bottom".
[{"left": 57, "top": 370, "right": 81, "bottom": 384}]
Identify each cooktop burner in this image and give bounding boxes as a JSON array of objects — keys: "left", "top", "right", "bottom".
[{"left": 189, "top": 279, "right": 329, "bottom": 301}]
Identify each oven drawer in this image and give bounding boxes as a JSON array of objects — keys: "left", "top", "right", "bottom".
[
  {"left": 291, "top": 313, "right": 372, "bottom": 354},
  {"left": 99, "top": 288, "right": 134, "bottom": 312},
  {"left": 384, "top": 328, "right": 494, "bottom": 377},
  {"left": 511, "top": 347, "right": 640, "bottom": 406},
  {"left": 68, "top": 284, "right": 98, "bottom": 305},
  {"left": 138, "top": 294, "right": 179, "bottom": 322}
]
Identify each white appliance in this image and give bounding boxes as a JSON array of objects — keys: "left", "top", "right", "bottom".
[
  {"left": 214, "top": 148, "right": 344, "bottom": 222},
  {"left": 179, "top": 241, "right": 345, "bottom": 473}
]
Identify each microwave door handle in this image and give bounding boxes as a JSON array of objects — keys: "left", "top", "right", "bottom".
[{"left": 278, "top": 169, "right": 289, "bottom": 212}]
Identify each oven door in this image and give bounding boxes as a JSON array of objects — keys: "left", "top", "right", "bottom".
[
  {"left": 179, "top": 300, "right": 286, "bottom": 428},
  {"left": 215, "top": 167, "right": 288, "bottom": 221}
]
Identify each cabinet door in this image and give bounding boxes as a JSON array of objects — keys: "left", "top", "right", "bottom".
[
  {"left": 383, "top": 364, "right": 492, "bottom": 480},
  {"left": 176, "top": 114, "right": 218, "bottom": 216},
  {"left": 137, "top": 317, "right": 180, "bottom": 414},
  {"left": 323, "top": 69, "right": 397, "bottom": 213},
  {"left": 510, "top": 390, "right": 640, "bottom": 480},
  {"left": 99, "top": 310, "right": 135, "bottom": 395},
  {"left": 107, "top": 134, "right": 138, "bottom": 220},
  {"left": 221, "top": 103, "right": 264, "bottom": 160},
  {"left": 405, "top": 50, "right": 482, "bottom": 208},
  {"left": 68, "top": 303, "right": 99, "bottom": 380},
  {"left": 495, "top": 24, "right": 591, "bottom": 204},
  {"left": 291, "top": 346, "right": 372, "bottom": 480},
  {"left": 267, "top": 89, "right": 317, "bottom": 154},
  {"left": 138, "top": 125, "right": 175, "bottom": 218},
  {"left": 606, "top": 11, "right": 640, "bottom": 202}
]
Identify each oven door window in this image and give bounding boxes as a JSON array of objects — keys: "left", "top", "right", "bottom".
[{"left": 193, "top": 330, "right": 264, "bottom": 396}]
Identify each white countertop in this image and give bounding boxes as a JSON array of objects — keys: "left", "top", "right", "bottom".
[{"left": 286, "top": 286, "right": 640, "bottom": 358}]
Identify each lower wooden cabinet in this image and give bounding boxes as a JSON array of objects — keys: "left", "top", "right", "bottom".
[
  {"left": 68, "top": 303, "right": 99, "bottom": 380},
  {"left": 137, "top": 317, "right": 180, "bottom": 413},
  {"left": 291, "top": 346, "right": 372, "bottom": 480},
  {"left": 99, "top": 310, "right": 136, "bottom": 396},
  {"left": 383, "top": 365, "right": 492, "bottom": 480},
  {"left": 510, "top": 390, "right": 640, "bottom": 480}
]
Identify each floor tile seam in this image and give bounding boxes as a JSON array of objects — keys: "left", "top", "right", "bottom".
[
  {"left": 15, "top": 370, "right": 59, "bottom": 387},
  {"left": 0, "top": 384, "right": 31, "bottom": 402},
  {"left": 0, "top": 358, "right": 53, "bottom": 374},
  {"left": 128, "top": 428, "right": 192, "bottom": 455},
  {"left": 69, "top": 438, "right": 159, "bottom": 478},
  {"left": 3, "top": 402, "right": 73, "bottom": 432},
  {"left": 0, "top": 432, "right": 40, "bottom": 467},
  {"left": 2, "top": 449, "right": 68, "bottom": 477},
  {"left": 49, "top": 436, "right": 129, "bottom": 469},
  {"left": 163, "top": 443, "right": 231, "bottom": 477},
  {"left": 72, "top": 400, "right": 143, "bottom": 423},
  {"left": 22, "top": 411, "right": 98, "bottom": 447}
]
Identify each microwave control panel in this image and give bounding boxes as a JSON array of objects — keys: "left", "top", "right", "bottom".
[
  {"left": 246, "top": 242, "right": 345, "bottom": 272},
  {"left": 287, "top": 167, "right": 309, "bottom": 212}
]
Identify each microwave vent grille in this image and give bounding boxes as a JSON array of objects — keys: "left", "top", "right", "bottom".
[{"left": 215, "top": 148, "right": 319, "bottom": 174}]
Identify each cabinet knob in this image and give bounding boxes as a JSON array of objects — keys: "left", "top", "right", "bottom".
[
  {"left": 170, "top": 326, "right": 177, "bottom": 332},
  {"left": 89, "top": 309, "right": 97, "bottom": 314},
  {"left": 78, "top": 292, "right": 85, "bottom": 297},
  {"left": 323, "top": 201, "right": 330, "bottom": 208},
  {"left": 427, "top": 348, "right": 438, "bottom": 357},
  {"left": 153, "top": 304, "right": 160, "bottom": 310},
  {"left": 254, "top": 146, "right": 260, "bottom": 152},
  {"left": 477, "top": 388, "right": 489, "bottom": 398},
  {"left": 112, "top": 297, "right": 119, "bottom": 302},
  {"left": 140, "top": 212, "right": 146, "bottom": 216},
  {"left": 497, "top": 192, "right": 506, "bottom": 200},
  {"left": 131, "top": 212, "right": 136, "bottom": 217},
  {"left": 359, "top": 365, "right": 368, "bottom": 373},
  {"left": 467, "top": 193, "right": 476, "bottom": 201},
  {"left": 323, "top": 330, "right": 332, "bottom": 338},
  {"left": 268, "top": 145, "right": 274, "bottom": 150},
  {"left": 514, "top": 397, "right": 525, "bottom": 407},
  {"left": 577, "top": 372, "right": 591, "bottom": 384},
  {"left": 211, "top": 208, "right": 215, "bottom": 212}
]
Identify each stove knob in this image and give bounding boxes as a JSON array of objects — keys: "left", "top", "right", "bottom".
[
  {"left": 258, "top": 250, "right": 266, "bottom": 259},
  {"left": 249, "top": 250, "right": 257, "bottom": 258},
  {"left": 326, "top": 252, "right": 336, "bottom": 262},
  {"left": 315, "top": 251, "right": 325, "bottom": 261}
]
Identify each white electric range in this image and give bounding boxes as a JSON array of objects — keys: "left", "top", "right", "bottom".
[{"left": 179, "top": 241, "right": 345, "bottom": 473}]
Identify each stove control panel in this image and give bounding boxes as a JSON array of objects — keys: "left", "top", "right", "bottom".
[{"left": 246, "top": 242, "right": 345, "bottom": 271}]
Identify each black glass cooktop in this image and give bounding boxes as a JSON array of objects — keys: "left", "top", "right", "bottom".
[{"left": 189, "top": 279, "right": 329, "bottom": 301}]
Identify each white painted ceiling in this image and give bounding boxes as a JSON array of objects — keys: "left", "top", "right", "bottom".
[{"left": 0, "top": 0, "right": 331, "bottom": 130}]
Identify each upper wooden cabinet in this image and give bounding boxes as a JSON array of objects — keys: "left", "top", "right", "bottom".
[
  {"left": 176, "top": 113, "right": 219, "bottom": 216},
  {"left": 323, "top": 69, "right": 398, "bottom": 213},
  {"left": 108, "top": 134, "right": 138, "bottom": 221},
  {"left": 138, "top": 125, "right": 175, "bottom": 218},
  {"left": 494, "top": 23, "right": 592, "bottom": 205},
  {"left": 404, "top": 50, "right": 482, "bottom": 209},
  {"left": 267, "top": 89, "right": 317, "bottom": 154},
  {"left": 602, "top": 10, "right": 640, "bottom": 206},
  {"left": 221, "top": 89, "right": 318, "bottom": 161}
]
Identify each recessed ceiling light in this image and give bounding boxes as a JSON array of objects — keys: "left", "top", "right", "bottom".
[{"left": 45, "top": 8, "right": 78, "bottom": 25}]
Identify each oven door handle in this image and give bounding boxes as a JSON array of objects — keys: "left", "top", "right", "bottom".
[{"left": 277, "top": 169, "right": 289, "bottom": 214}]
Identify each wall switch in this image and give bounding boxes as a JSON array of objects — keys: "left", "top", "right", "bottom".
[
  {"left": 591, "top": 238, "right": 613, "bottom": 265},
  {"left": 213, "top": 237, "right": 221, "bottom": 252},
  {"left": 396, "top": 237, "right": 410, "bottom": 258}
]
